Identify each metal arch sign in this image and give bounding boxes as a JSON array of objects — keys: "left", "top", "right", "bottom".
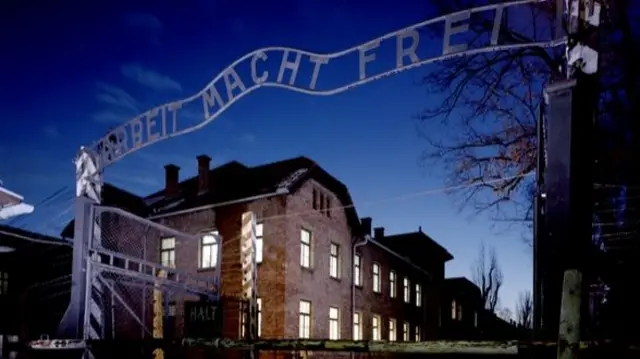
[{"left": 92, "top": 0, "right": 564, "bottom": 168}]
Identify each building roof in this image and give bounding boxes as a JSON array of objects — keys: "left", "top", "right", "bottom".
[
  {"left": 443, "top": 277, "right": 482, "bottom": 298},
  {"left": 377, "top": 229, "right": 454, "bottom": 263},
  {"left": 61, "top": 156, "right": 362, "bottom": 236},
  {"left": 145, "top": 156, "right": 361, "bottom": 230},
  {"left": 0, "top": 223, "right": 70, "bottom": 254}
]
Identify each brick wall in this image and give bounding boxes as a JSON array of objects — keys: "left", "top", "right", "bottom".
[{"left": 104, "top": 176, "right": 445, "bottom": 344}]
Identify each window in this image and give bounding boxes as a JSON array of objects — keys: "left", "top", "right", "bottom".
[
  {"left": 160, "top": 237, "right": 175, "bottom": 268},
  {"left": 403, "top": 277, "right": 410, "bottom": 303},
  {"left": 326, "top": 197, "right": 332, "bottom": 217},
  {"left": 312, "top": 189, "right": 318, "bottom": 209},
  {"left": 452, "top": 300, "right": 462, "bottom": 320},
  {"left": 320, "top": 194, "right": 325, "bottom": 211},
  {"left": 353, "top": 312, "right": 362, "bottom": 340},
  {"left": 372, "top": 263, "right": 381, "bottom": 293},
  {"left": 240, "top": 298, "right": 262, "bottom": 338},
  {"left": 330, "top": 243, "right": 340, "bottom": 278},
  {"left": 389, "top": 270, "right": 396, "bottom": 298},
  {"left": 402, "top": 322, "right": 409, "bottom": 341},
  {"left": 299, "top": 300, "right": 312, "bottom": 338},
  {"left": 451, "top": 299, "right": 457, "bottom": 319},
  {"left": 474, "top": 311, "right": 478, "bottom": 328},
  {"left": 257, "top": 298, "right": 263, "bottom": 337},
  {"left": 199, "top": 231, "right": 218, "bottom": 269},
  {"left": 353, "top": 254, "right": 362, "bottom": 286},
  {"left": 372, "top": 315, "right": 381, "bottom": 341},
  {"left": 0, "top": 271, "right": 8, "bottom": 295},
  {"left": 415, "top": 326, "right": 421, "bottom": 341},
  {"left": 256, "top": 223, "right": 264, "bottom": 264},
  {"left": 388, "top": 318, "right": 396, "bottom": 341},
  {"left": 415, "top": 284, "right": 422, "bottom": 307},
  {"left": 300, "top": 229, "right": 312, "bottom": 268},
  {"left": 329, "top": 307, "right": 340, "bottom": 340}
]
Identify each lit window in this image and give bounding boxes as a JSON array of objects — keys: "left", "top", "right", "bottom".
[
  {"left": 372, "top": 263, "right": 381, "bottom": 293},
  {"left": 451, "top": 299, "right": 457, "bottom": 319},
  {"left": 255, "top": 223, "right": 263, "bottom": 264},
  {"left": 372, "top": 315, "right": 381, "bottom": 341},
  {"left": 353, "top": 312, "right": 362, "bottom": 340},
  {"left": 299, "top": 300, "right": 312, "bottom": 338},
  {"left": 199, "top": 231, "right": 218, "bottom": 269},
  {"left": 474, "top": 311, "right": 478, "bottom": 327},
  {"left": 353, "top": 254, "right": 362, "bottom": 286},
  {"left": 389, "top": 270, "right": 396, "bottom": 298},
  {"left": 388, "top": 318, "right": 396, "bottom": 341},
  {"left": 415, "top": 284, "right": 422, "bottom": 307},
  {"left": 402, "top": 322, "right": 409, "bottom": 341},
  {"left": 0, "top": 272, "right": 8, "bottom": 295},
  {"left": 160, "top": 237, "right": 175, "bottom": 268},
  {"left": 403, "top": 277, "right": 410, "bottom": 303},
  {"left": 258, "top": 298, "right": 262, "bottom": 337},
  {"left": 300, "top": 229, "right": 312, "bottom": 268},
  {"left": 415, "top": 326, "right": 420, "bottom": 341},
  {"left": 329, "top": 307, "right": 340, "bottom": 340},
  {"left": 330, "top": 243, "right": 340, "bottom": 278}
]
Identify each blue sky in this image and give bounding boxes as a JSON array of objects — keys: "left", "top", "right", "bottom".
[{"left": 1, "top": 0, "right": 533, "bottom": 313}]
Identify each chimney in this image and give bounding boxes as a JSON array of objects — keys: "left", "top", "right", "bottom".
[
  {"left": 196, "top": 154, "right": 211, "bottom": 193},
  {"left": 373, "top": 227, "right": 385, "bottom": 239},
  {"left": 360, "top": 217, "right": 372, "bottom": 237},
  {"left": 164, "top": 164, "right": 180, "bottom": 196}
]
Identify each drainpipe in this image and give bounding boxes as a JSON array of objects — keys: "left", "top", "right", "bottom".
[{"left": 351, "top": 234, "right": 370, "bottom": 340}]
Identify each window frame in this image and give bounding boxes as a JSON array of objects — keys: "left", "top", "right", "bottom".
[
  {"left": 300, "top": 229, "right": 312, "bottom": 268},
  {"left": 160, "top": 237, "right": 176, "bottom": 268},
  {"left": 329, "top": 306, "right": 340, "bottom": 340},
  {"left": 199, "top": 231, "right": 219, "bottom": 269},
  {"left": 255, "top": 223, "right": 264, "bottom": 264},
  {"left": 372, "top": 315, "right": 381, "bottom": 341},
  {"left": 329, "top": 243, "right": 340, "bottom": 278},
  {"left": 388, "top": 318, "right": 397, "bottom": 342},
  {"left": 0, "top": 271, "right": 8, "bottom": 295},
  {"left": 353, "top": 312, "right": 362, "bottom": 340},
  {"left": 402, "top": 321, "right": 409, "bottom": 341},
  {"left": 353, "top": 253, "right": 362, "bottom": 286},
  {"left": 299, "top": 300, "right": 312, "bottom": 339},
  {"left": 403, "top": 277, "right": 410, "bottom": 303},
  {"left": 389, "top": 270, "right": 396, "bottom": 298},
  {"left": 372, "top": 263, "right": 381, "bottom": 293}
]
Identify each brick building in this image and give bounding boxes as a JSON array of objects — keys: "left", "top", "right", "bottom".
[
  {"left": 82, "top": 155, "right": 454, "bottom": 344},
  {"left": 5, "top": 155, "right": 458, "bottom": 353},
  {"left": 0, "top": 225, "right": 71, "bottom": 357}
]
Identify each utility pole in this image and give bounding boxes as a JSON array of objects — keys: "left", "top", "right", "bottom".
[{"left": 542, "top": 1, "right": 601, "bottom": 359}]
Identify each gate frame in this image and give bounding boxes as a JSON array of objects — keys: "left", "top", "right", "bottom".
[{"left": 49, "top": 1, "right": 601, "bottom": 359}]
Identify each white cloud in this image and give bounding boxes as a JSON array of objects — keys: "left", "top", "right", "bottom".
[
  {"left": 95, "top": 82, "right": 139, "bottom": 112},
  {"left": 121, "top": 64, "right": 182, "bottom": 92}
]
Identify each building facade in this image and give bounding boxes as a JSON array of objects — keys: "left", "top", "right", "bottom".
[{"left": 4, "top": 155, "right": 459, "bottom": 355}]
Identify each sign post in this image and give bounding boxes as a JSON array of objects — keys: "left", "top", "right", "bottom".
[{"left": 540, "top": 1, "right": 601, "bottom": 359}]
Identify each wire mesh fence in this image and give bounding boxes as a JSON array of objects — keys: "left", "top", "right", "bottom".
[{"left": 91, "top": 205, "right": 221, "bottom": 342}]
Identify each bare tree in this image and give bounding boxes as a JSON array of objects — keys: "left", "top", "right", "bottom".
[
  {"left": 497, "top": 307, "right": 513, "bottom": 322},
  {"left": 516, "top": 290, "right": 533, "bottom": 328},
  {"left": 472, "top": 243, "right": 504, "bottom": 312},
  {"left": 418, "top": 0, "right": 638, "bottom": 224}
]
